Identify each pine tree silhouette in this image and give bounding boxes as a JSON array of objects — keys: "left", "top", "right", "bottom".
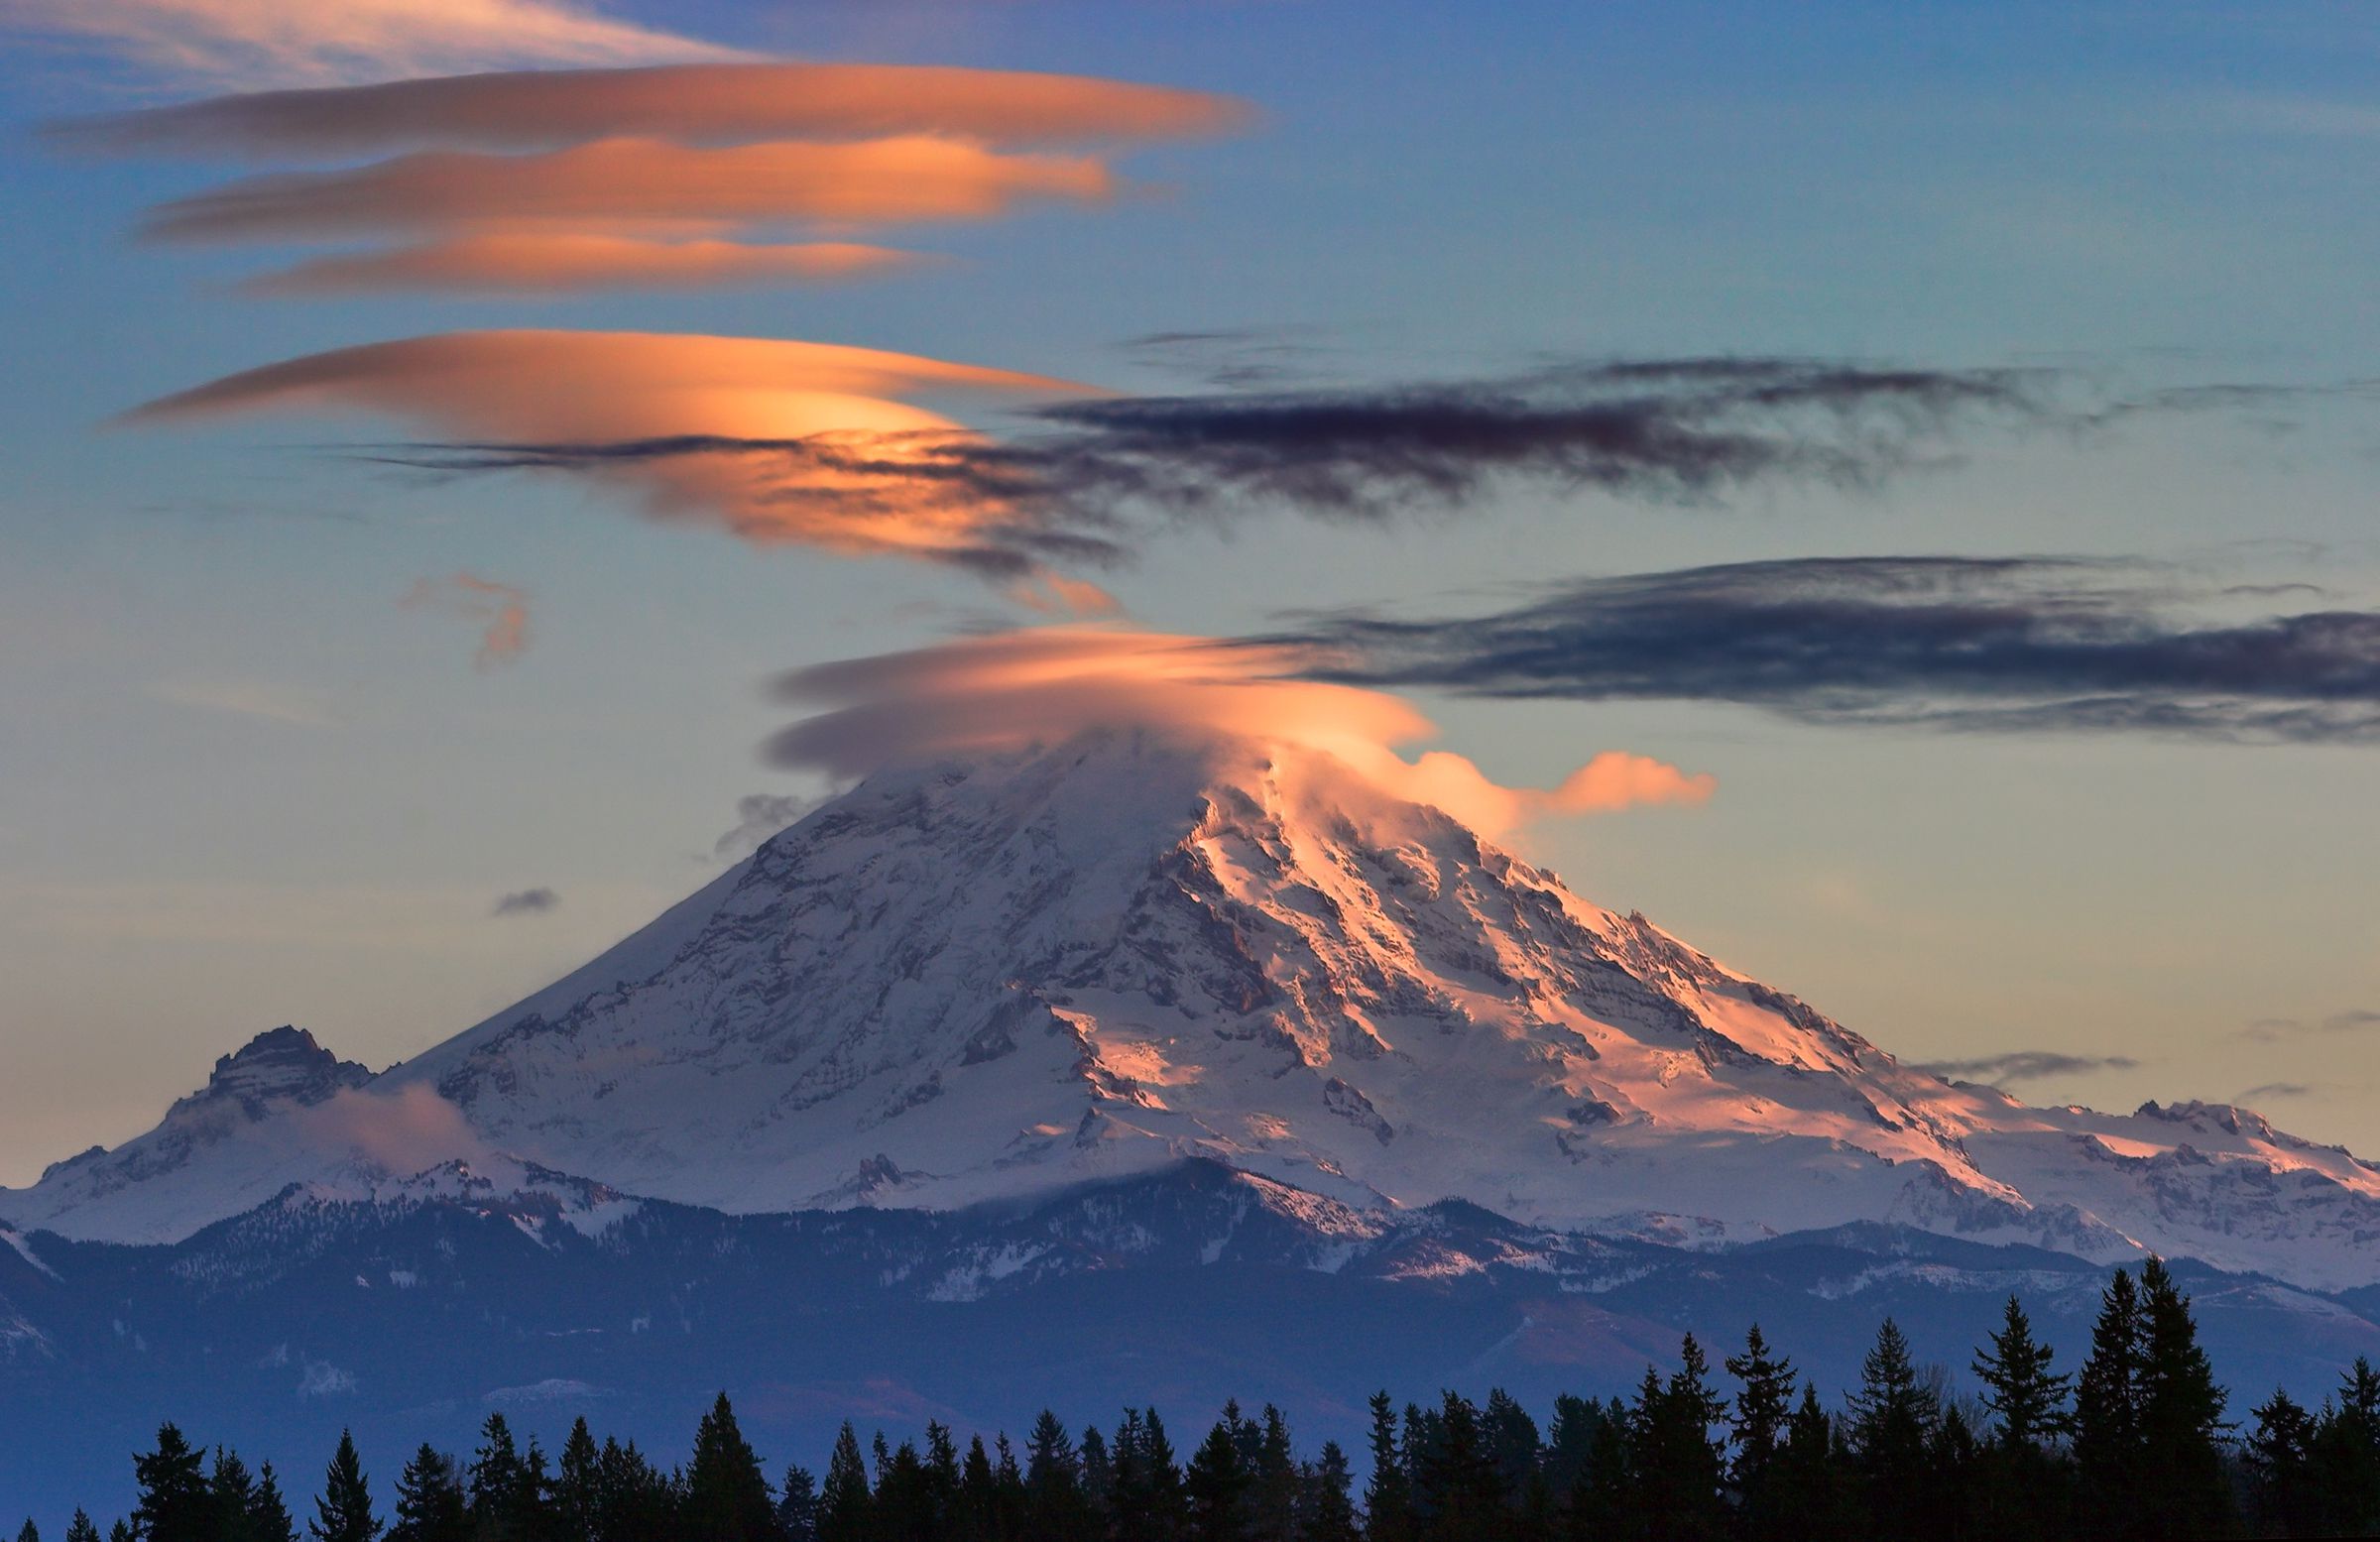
[
  {"left": 308, "top": 1431, "right": 380, "bottom": 1542},
  {"left": 2072, "top": 1265, "right": 2144, "bottom": 1535},
  {"left": 131, "top": 1424, "right": 212, "bottom": 1542},
  {"left": 1185, "top": 1416, "right": 1250, "bottom": 1542},
  {"left": 1301, "top": 1441, "right": 1361, "bottom": 1542},
  {"left": 389, "top": 1446, "right": 467, "bottom": 1542},
  {"left": 251, "top": 1463, "right": 299, "bottom": 1542},
  {"left": 685, "top": 1392, "right": 780, "bottom": 1542},
  {"left": 1361, "top": 1391, "right": 1411, "bottom": 1542},
  {"left": 2135, "top": 1257, "right": 2231, "bottom": 1538},
  {"left": 1726, "top": 1322, "right": 1797, "bottom": 1530},
  {"left": 817, "top": 1424, "right": 872, "bottom": 1542}
]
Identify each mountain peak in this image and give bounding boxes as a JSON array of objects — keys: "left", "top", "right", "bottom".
[
  {"left": 10, "top": 736, "right": 2380, "bottom": 1289},
  {"left": 187, "top": 1025, "right": 372, "bottom": 1118}
]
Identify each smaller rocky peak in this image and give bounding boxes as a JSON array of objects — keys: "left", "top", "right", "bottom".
[{"left": 199, "top": 1026, "right": 374, "bottom": 1116}]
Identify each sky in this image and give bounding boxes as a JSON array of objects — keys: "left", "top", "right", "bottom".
[{"left": 0, "top": 0, "right": 2376, "bottom": 1186}]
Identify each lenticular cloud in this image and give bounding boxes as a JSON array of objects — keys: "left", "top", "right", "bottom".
[
  {"left": 765, "top": 627, "right": 1715, "bottom": 839},
  {"left": 54, "top": 61, "right": 1252, "bottom": 157},
  {"left": 58, "top": 59, "right": 1250, "bottom": 296},
  {"left": 123, "top": 329, "right": 1100, "bottom": 574}
]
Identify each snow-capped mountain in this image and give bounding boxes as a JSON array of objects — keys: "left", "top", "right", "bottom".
[{"left": 7, "top": 729, "right": 2380, "bottom": 1288}]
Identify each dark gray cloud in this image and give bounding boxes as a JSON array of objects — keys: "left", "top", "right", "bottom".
[
  {"left": 713, "top": 792, "right": 820, "bottom": 861},
  {"left": 356, "top": 356, "right": 2059, "bottom": 560},
  {"left": 1274, "top": 555, "right": 2380, "bottom": 744},
  {"left": 2235, "top": 1082, "right": 2317, "bottom": 1104},
  {"left": 352, "top": 357, "right": 2368, "bottom": 588},
  {"left": 490, "top": 887, "right": 559, "bottom": 916},
  {"left": 1916, "top": 1050, "right": 2141, "bottom": 1086}
]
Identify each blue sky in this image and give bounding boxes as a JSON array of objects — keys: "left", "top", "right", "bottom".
[{"left": 1, "top": 0, "right": 2375, "bottom": 1182}]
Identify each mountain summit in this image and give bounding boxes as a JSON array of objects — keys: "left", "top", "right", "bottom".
[{"left": 8, "top": 729, "right": 2379, "bottom": 1286}]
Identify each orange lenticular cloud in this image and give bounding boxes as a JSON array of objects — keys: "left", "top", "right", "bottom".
[
  {"left": 145, "top": 137, "right": 1117, "bottom": 243},
  {"left": 55, "top": 61, "right": 1253, "bottom": 157},
  {"left": 3, "top": 0, "right": 742, "bottom": 88},
  {"left": 767, "top": 628, "right": 1715, "bottom": 839},
  {"left": 122, "top": 329, "right": 1098, "bottom": 567},
  {"left": 241, "top": 233, "right": 923, "bottom": 296}
]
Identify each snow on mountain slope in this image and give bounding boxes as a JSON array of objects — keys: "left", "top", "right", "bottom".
[
  {"left": 0, "top": 1028, "right": 389, "bottom": 1245},
  {"left": 8, "top": 729, "right": 2380, "bottom": 1288}
]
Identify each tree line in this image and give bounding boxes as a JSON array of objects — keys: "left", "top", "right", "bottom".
[{"left": 21, "top": 1257, "right": 2380, "bottom": 1540}]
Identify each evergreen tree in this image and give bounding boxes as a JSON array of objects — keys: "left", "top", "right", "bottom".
[
  {"left": 1022, "top": 1408, "right": 1092, "bottom": 1540},
  {"left": 465, "top": 1416, "right": 527, "bottom": 1541},
  {"left": 2134, "top": 1257, "right": 2231, "bottom": 1538},
  {"left": 1972, "top": 1294, "right": 2070, "bottom": 1451},
  {"left": 549, "top": 1423, "right": 599, "bottom": 1542},
  {"left": 1079, "top": 1425, "right": 1115, "bottom": 1523},
  {"left": 2072, "top": 1265, "right": 2144, "bottom": 1534},
  {"left": 816, "top": 1425, "right": 872, "bottom": 1542},
  {"left": 1844, "top": 1315, "right": 1939, "bottom": 1534},
  {"left": 1414, "top": 1391, "right": 1501, "bottom": 1542},
  {"left": 1969, "top": 1295, "right": 2072, "bottom": 1541},
  {"left": 1725, "top": 1323, "right": 1797, "bottom": 1523},
  {"left": 1114, "top": 1408, "right": 1190, "bottom": 1542},
  {"left": 1922, "top": 1403, "right": 1980, "bottom": 1542},
  {"left": 958, "top": 1434, "right": 997, "bottom": 1542},
  {"left": 2320, "top": 1357, "right": 2380, "bottom": 1533},
  {"left": 774, "top": 1466, "right": 818, "bottom": 1542},
  {"left": 593, "top": 1439, "right": 676, "bottom": 1541},
  {"left": 922, "top": 1424, "right": 961, "bottom": 1536},
  {"left": 389, "top": 1448, "right": 468, "bottom": 1542},
  {"left": 1625, "top": 1338, "right": 1727, "bottom": 1542},
  {"left": 309, "top": 1432, "right": 381, "bottom": 1542},
  {"left": 1361, "top": 1392, "right": 1411, "bottom": 1542},
  {"left": 872, "top": 1441, "right": 934, "bottom": 1542},
  {"left": 1301, "top": 1442, "right": 1361, "bottom": 1542},
  {"left": 1479, "top": 1389, "right": 1539, "bottom": 1517},
  {"left": 990, "top": 1434, "right": 1028, "bottom": 1539},
  {"left": 108, "top": 1525, "right": 131, "bottom": 1542},
  {"left": 1249, "top": 1406, "right": 1300, "bottom": 1542},
  {"left": 1185, "top": 1417, "right": 1249, "bottom": 1542},
  {"left": 685, "top": 1392, "right": 780, "bottom": 1542},
  {"left": 251, "top": 1464, "right": 299, "bottom": 1542},
  {"left": 131, "top": 1423, "right": 213, "bottom": 1542},
  {"left": 2245, "top": 1387, "right": 2319, "bottom": 1537},
  {"left": 1760, "top": 1382, "right": 1851, "bottom": 1542},
  {"left": 62, "top": 1515, "right": 101, "bottom": 1542},
  {"left": 17, "top": 1520, "right": 37, "bottom": 1542},
  {"left": 211, "top": 1448, "right": 262, "bottom": 1542}
]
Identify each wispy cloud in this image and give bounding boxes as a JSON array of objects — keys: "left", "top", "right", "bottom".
[
  {"left": 147, "top": 676, "right": 340, "bottom": 726},
  {"left": 139, "top": 136, "right": 1119, "bottom": 243},
  {"left": 712, "top": 792, "right": 819, "bottom": 861},
  {"left": 2242, "top": 1008, "right": 2380, "bottom": 1042},
  {"left": 490, "top": 886, "right": 556, "bottom": 916},
  {"left": 2234, "top": 1081, "right": 2317, "bottom": 1104},
  {"left": 1916, "top": 1050, "right": 2141, "bottom": 1087},
  {"left": 240, "top": 234, "right": 921, "bottom": 297},
  {"left": 401, "top": 570, "right": 527, "bottom": 669},
  {"left": 1270, "top": 554, "right": 2380, "bottom": 745},
  {"left": 1, "top": 0, "right": 741, "bottom": 88}
]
